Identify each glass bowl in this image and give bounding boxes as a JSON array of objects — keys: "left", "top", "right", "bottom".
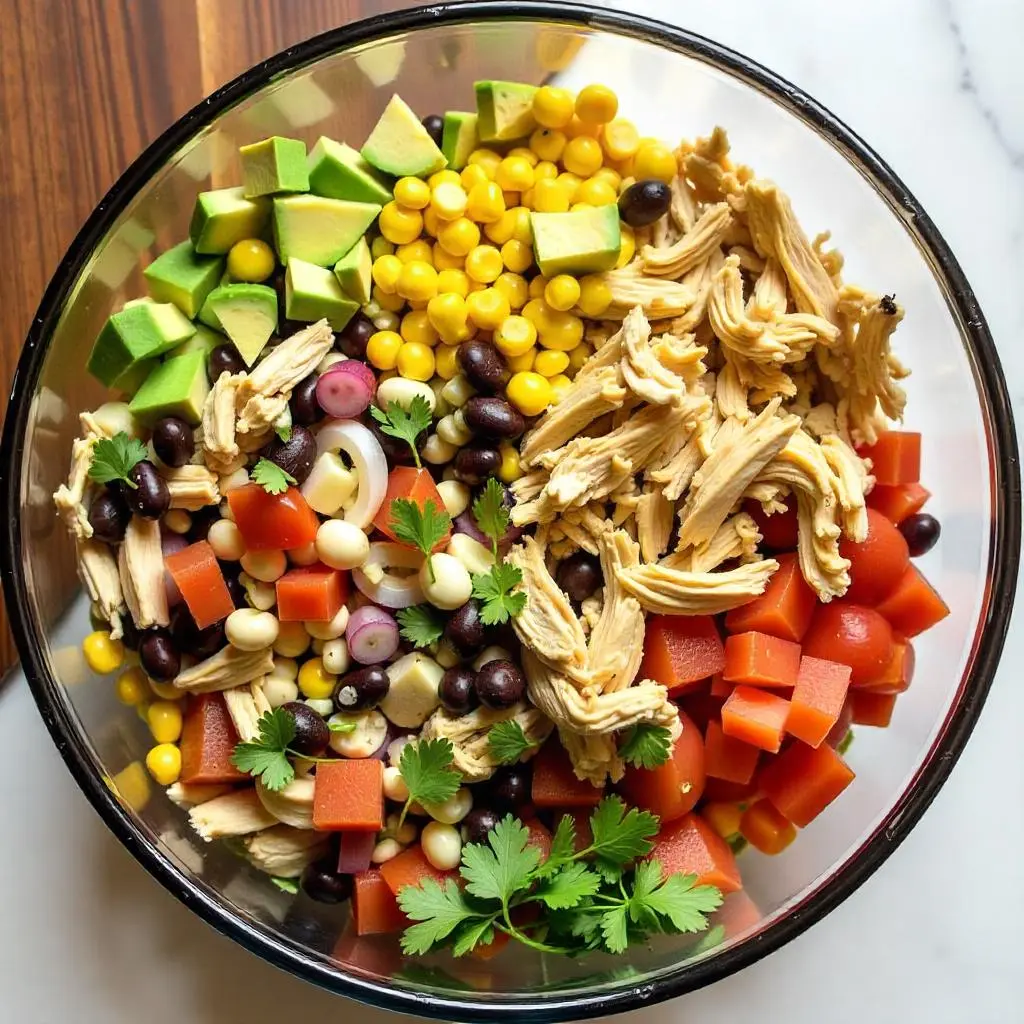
[{"left": 1, "top": 2, "right": 1018, "bottom": 1019}]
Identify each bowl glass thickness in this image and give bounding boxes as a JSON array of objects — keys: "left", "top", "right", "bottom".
[{"left": 1, "top": 4, "right": 1018, "bottom": 1019}]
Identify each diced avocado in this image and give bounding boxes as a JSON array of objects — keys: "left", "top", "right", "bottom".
[
  {"left": 87, "top": 302, "right": 196, "bottom": 390},
  {"left": 308, "top": 137, "right": 393, "bottom": 205},
  {"left": 168, "top": 323, "right": 223, "bottom": 360},
  {"left": 475, "top": 81, "right": 538, "bottom": 142},
  {"left": 143, "top": 241, "right": 224, "bottom": 319},
  {"left": 333, "top": 238, "right": 372, "bottom": 305},
  {"left": 530, "top": 206, "right": 622, "bottom": 278},
  {"left": 441, "top": 112, "right": 479, "bottom": 171},
  {"left": 273, "top": 194, "right": 380, "bottom": 267},
  {"left": 205, "top": 284, "right": 278, "bottom": 366},
  {"left": 189, "top": 187, "right": 271, "bottom": 255},
  {"left": 286, "top": 258, "right": 359, "bottom": 331},
  {"left": 361, "top": 94, "right": 447, "bottom": 178},
  {"left": 129, "top": 350, "right": 210, "bottom": 427},
  {"left": 239, "top": 136, "right": 310, "bottom": 197}
]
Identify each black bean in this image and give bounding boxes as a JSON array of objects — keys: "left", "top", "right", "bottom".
[
  {"left": 123, "top": 461, "right": 170, "bottom": 520},
  {"left": 120, "top": 617, "right": 141, "bottom": 652},
  {"left": 439, "top": 666, "right": 478, "bottom": 715},
  {"left": 618, "top": 179, "right": 672, "bottom": 228},
  {"left": 421, "top": 114, "right": 445, "bottom": 148},
  {"left": 489, "top": 764, "right": 530, "bottom": 811},
  {"left": 170, "top": 606, "right": 225, "bottom": 659},
  {"left": 301, "top": 859, "right": 353, "bottom": 904},
  {"left": 151, "top": 417, "right": 195, "bottom": 468},
  {"left": 139, "top": 629, "right": 180, "bottom": 682},
  {"left": 261, "top": 425, "right": 317, "bottom": 485},
  {"left": 556, "top": 551, "right": 603, "bottom": 603},
  {"left": 453, "top": 445, "right": 501, "bottom": 486},
  {"left": 463, "top": 396, "right": 526, "bottom": 441},
  {"left": 458, "top": 341, "right": 509, "bottom": 395},
  {"left": 290, "top": 375, "right": 325, "bottom": 427},
  {"left": 445, "top": 599, "right": 486, "bottom": 654},
  {"left": 899, "top": 513, "right": 941, "bottom": 557},
  {"left": 336, "top": 312, "right": 375, "bottom": 358},
  {"left": 474, "top": 660, "right": 525, "bottom": 710},
  {"left": 88, "top": 491, "right": 131, "bottom": 545},
  {"left": 220, "top": 562, "right": 248, "bottom": 609},
  {"left": 282, "top": 701, "right": 331, "bottom": 756},
  {"left": 208, "top": 343, "right": 246, "bottom": 382},
  {"left": 462, "top": 807, "right": 501, "bottom": 846},
  {"left": 367, "top": 415, "right": 418, "bottom": 467},
  {"left": 333, "top": 666, "right": 390, "bottom": 712},
  {"left": 186, "top": 504, "right": 220, "bottom": 543}
]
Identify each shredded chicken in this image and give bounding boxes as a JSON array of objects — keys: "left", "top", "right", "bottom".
[
  {"left": 173, "top": 646, "right": 274, "bottom": 694},
  {"left": 670, "top": 512, "right": 762, "bottom": 573},
  {"left": 202, "top": 372, "right": 245, "bottom": 475},
  {"left": 53, "top": 437, "right": 96, "bottom": 540},
  {"left": 161, "top": 463, "right": 221, "bottom": 510},
  {"left": 243, "top": 826, "right": 329, "bottom": 877},
  {"left": 596, "top": 267, "right": 697, "bottom": 321},
  {"left": 641, "top": 202, "right": 733, "bottom": 279},
  {"left": 76, "top": 538, "right": 125, "bottom": 638},
  {"left": 166, "top": 782, "right": 232, "bottom": 808},
  {"left": 617, "top": 557, "right": 779, "bottom": 614},
  {"left": 255, "top": 776, "right": 316, "bottom": 830},
  {"left": 636, "top": 487, "right": 674, "bottom": 563},
  {"left": 618, "top": 306, "right": 704, "bottom": 407},
  {"left": 222, "top": 680, "right": 272, "bottom": 743},
  {"left": 189, "top": 789, "right": 278, "bottom": 841},
  {"left": 118, "top": 516, "right": 169, "bottom": 629}
]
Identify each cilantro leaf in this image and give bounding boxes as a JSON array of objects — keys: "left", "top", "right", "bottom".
[
  {"left": 451, "top": 917, "right": 498, "bottom": 957},
  {"left": 327, "top": 719, "right": 357, "bottom": 734},
  {"left": 487, "top": 720, "right": 538, "bottom": 765},
  {"left": 619, "top": 723, "right": 673, "bottom": 770},
  {"left": 397, "top": 878, "right": 485, "bottom": 955},
  {"left": 460, "top": 814, "right": 540, "bottom": 905},
  {"left": 599, "top": 905, "right": 630, "bottom": 954},
  {"left": 472, "top": 477, "right": 510, "bottom": 556},
  {"left": 251, "top": 457, "right": 296, "bottom": 495},
  {"left": 371, "top": 397, "right": 432, "bottom": 469},
  {"left": 471, "top": 562, "right": 527, "bottom": 625},
  {"left": 690, "top": 923, "right": 727, "bottom": 957},
  {"left": 631, "top": 862, "right": 723, "bottom": 933},
  {"left": 87, "top": 431, "right": 148, "bottom": 489},
  {"left": 270, "top": 876, "right": 299, "bottom": 894},
  {"left": 533, "top": 863, "right": 601, "bottom": 910},
  {"left": 396, "top": 604, "right": 445, "bottom": 648},
  {"left": 535, "top": 814, "right": 577, "bottom": 877},
  {"left": 390, "top": 499, "right": 451, "bottom": 581},
  {"left": 589, "top": 796, "right": 659, "bottom": 879},
  {"left": 273, "top": 407, "right": 293, "bottom": 443},
  {"left": 231, "top": 708, "right": 340, "bottom": 791},
  {"left": 837, "top": 728, "right": 854, "bottom": 755},
  {"left": 398, "top": 738, "right": 461, "bottom": 825}
]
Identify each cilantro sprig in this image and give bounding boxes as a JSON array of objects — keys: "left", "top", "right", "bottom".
[
  {"left": 251, "top": 457, "right": 296, "bottom": 495},
  {"left": 396, "top": 737, "right": 462, "bottom": 827},
  {"left": 88, "top": 431, "right": 148, "bottom": 489},
  {"left": 487, "top": 720, "right": 539, "bottom": 765},
  {"left": 231, "top": 709, "right": 337, "bottom": 791},
  {"left": 391, "top": 498, "right": 451, "bottom": 583},
  {"left": 471, "top": 562, "right": 526, "bottom": 625},
  {"left": 619, "top": 723, "right": 673, "bottom": 770},
  {"left": 397, "top": 796, "right": 723, "bottom": 957},
  {"left": 472, "top": 478, "right": 510, "bottom": 558},
  {"left": 396, "top": 604, "right": 445, "bottom": 648},
  {"left": 371, "top": 397, "right": 432, "bottom": 469}
]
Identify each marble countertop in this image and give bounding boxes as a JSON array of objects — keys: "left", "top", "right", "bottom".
[{"left": 2, "top": 1, "right": 1021, "bottom": 1021}]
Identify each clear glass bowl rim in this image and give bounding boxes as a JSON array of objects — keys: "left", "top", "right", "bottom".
[{"left": 0, "top": 2, "right": 1019, "bottom": 1019}]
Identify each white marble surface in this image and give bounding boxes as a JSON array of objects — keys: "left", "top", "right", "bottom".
[{"left": 2, "top": 1, "right": 1023, "bottom": 1021}]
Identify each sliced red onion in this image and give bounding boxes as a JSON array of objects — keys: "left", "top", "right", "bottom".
[
  {"left": 367, "top": 721, "right": 395, "bottom": 761},
  {"left": 347, "top": 605, "right": 400, "bottom": 665},
  {"left": 337, "top": 830, "right": 376, "bottom": 875},
  {"left": 315, "top": 419, "right": 388, "bottom": 529},
  {"left": 316, "top": 361, "right": 376, "bottom": 419},
  {"left": 453, "top": 511, "right": 490, "bottom": 546},
  {"left": 161, "top": 532, "right": 188, "bottom": 607},
  {"left": 352, "top": 542, "right": 426, "bottom": 608}
]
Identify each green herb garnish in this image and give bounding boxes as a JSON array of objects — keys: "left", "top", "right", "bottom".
[
  {"left": 251, "top": 457, "right": 296, "bottom": 495},
  {"left": 396, "top": 737, "right": 462, "bottom": 827},
  {"left": 471, "top": 562, "right": 526, "bottom": 625},
  {"left": 87, "top": 431, "right": 147, "bottom": 489},
  {"left": 472, "top": 477, "right": 510, "bottom": 558},
  {"left": 488, "top": 720, "right": 538, "bottom": 765},
  {"left": 618, "top": 723, "right": 673, "bottom": 770},
  {"left": 270, "top": 876, "right": 299, "bottom": 894},
  {"left": 390, "top": 498, "right": 451, "bottom": 583},
  {"left": 396, "top": 604, "right": 446, "bottom": 648},
  {"left": 231, "top": 709, "right": 334, "bottom": 791},
  {"left": 327, "top": 719, "right": 357, "bottom": 735},
  {"left": 371, "top": 397, "right": 432, "bottom": 469}
]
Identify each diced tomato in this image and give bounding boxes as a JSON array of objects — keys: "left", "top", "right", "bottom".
[
  {"left": 380, "top": 845, "right": 454, "bottom": 897},
  {"left": 332, "top": 926, "right": 403, "bottom": 975},
  {"left": 858, "top": 431, "right": 921, "bottom": 486},
  {"left": 858, "top": 639, "right": 915, "bottom": 693},
  {"left": 757, "top": 741, "right": 855, "bottom": 827},
  {"left": 825, "top": 698, "right": 854, "bottom": 749},
  {"left": 640, "top": 615, "right": 725, "bottom": 696},
  {"left": 740, "top": 799, "right": 797, "bottom": 855},
  {"left": 716, "top": 889, "right": 763, "bottom": 939},
  {"left": 648, "top": 813, "right": 743, "bottom": 893},
  {"left": 704, "top": 719, "right": 760, "bottom": 784},
  {"left": 786, "top": 656, "right": 851, "bottom": 748},
  {"left": 531, "top": 739, "right": 604, "bottom": 808},
  {"left": 723, "top": 631, "right": 801, "bottom": 689},
  {"left": 567, "top": 809, "right": 594, "bottom": 853},
  {"left": 524, "top": 818, "right": 553, "bottom": 861},
  {"left": 179, "top": 693, "right": 247, "bottom": 785},
  {"left": 163, "top": 540, "right": 235, "bottom": 629},
  {"left": 720, "top": 686, "right": 791, "bottom": 753},
  {"left": 801, "top": 601, "right": 894, "bottom": 686},
  {"left": 674, "top": 685, "right": 724, "bottom": 732},
  {"left": 703, "top": 777, "right": 760, "bottom": 803},
  {"left": 227, "top": 484, "right": 319, "bottom": 551},
  {"left": 701, "top": 800, "right": 743, "bottom": 839},
  {"left": 867, "top": 482, "right": 930, "bottom": 525},
  {"left": 619, "top": 710, "right": 706, "bottom": 822},
  {"left": 372, "top": 467, "right": 450, "bottom": 548},
  {"left": 312, "top": 759, "right": 384, "bottom": 831},
  {"left": 352, "top": 869, "right": 409, "bottom": 936},
  {"left": 839, "top": 508, "right": 910, "bottom": 605},
  {"left": 725, "top": 553, "right": 816, "bottom": 642},
  {"left": 709, "top": 673, "right": 732, "bottom": 698},
  {"left": 469, "top": 930, "right": 510, "bottom": 961},
  {"left": 275, "top": 563, "right": 348, "bottom": 622},
  {"left": 849, "top": 689, "right": 898, "bottom": 727},
  {"left": 875, "top": 565, "right": 950, "bottom": 638},
  {"left": 744, "top": 498, "right": 798, "bottom": 551}
]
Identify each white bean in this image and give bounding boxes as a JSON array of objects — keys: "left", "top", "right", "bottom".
[
  {"left": 318, "top": 351, "right": 347, "bottom": 374},
  {"left": 419, "top": 553, "right": 472, "bottom": 611},
  {"left": 387, "top": 735, "right": 414, "bottom": 767},
  {"left": 434, "top": 640, "right": 460, "bottom": 669},
  {"left": 269, "top": 656, "right": 299, "bottom": 680},
  {"left": 321, "top": 638, "right": 350, "bottom": 676},
  {"left": 310, "top": 638, "right": 325, "bottom": 655},
  {"left": 240, "top": 549, "right": 287, "bottom": 583},
  {"left": 304, "top": 698, "right": 334, "bottom": 716},
  {"left": 316, "top": 519, "right": 370, "bottom": 570},
  {"left": 382, "top": 765, "right": 410, "bottom": 802},
  {"left": 261, "top": 675, "right": 299, "bottom": 708},
  {"left": 207, "top": 519, "right": 245, "bottom": 560},
  {"left": 371, "top": 838, "right": 402, "bottom": 865},
  {"left": 92, "top": 401, "right": 139, "bottom": 438},
  {"left": 288, "top": 541, "right": 320, "bottom": 567},
  {"left": 363, "top": 299, "right": 382, "bottom": 318},
  {"left": 328, "top": 710, "right": 388, "bottom": 758},
  {"left": 373, "top": 310, "right": 400, "bottom": 332},
  {"left": 225, "top": 608, "right": 280, "bottom": 651},
  {"left": 430, "top": 378, "right": 451, "bottom": 419},
  {"left": 440, "top": 374, "right": 475, "bottom": 408},
  {"left": 376, "top": 376, "right": 437, "bottom": 414},
  {"left": 421, "top": 821, "right": 463, "bottom": 871},
  {"left": 163, "top": 509, "right": 191, "bottom": 534},
  {"left": 301, "top": 452, "right": 358, "bottom": 516},
  {"left": 219, "top": 467, "right": 250, "bottom": 493},
  {"left": 437, "top": 412, "right": 472, "bottom": 447},
  {"left": 219, "top": 499, "right": 235, "bottom": 522},
  {"left": 436, "top": 480, "right": 470, "bottom": 519},
  {"left": 242, "top": 576, "right": 277, "bottom": 611},
  {"left": 305, "top": 603, "right": 350, "bottom": 640},
  {"left": 424, "top": 787, "right": 473, "bottom": 825},
  {"left": 273, "top": 621, "right": 310, "bottom": 658},
  {"left": 473, "top": 645, "right": 511, "bottom": 671},
  {"left": 386, "top": 812, "right": 419, "bottom": 845},
  {"left": 422, "top": 434, "right": 458, "bottom": 465},
  {"left": 446, "top": 533, "right": 495, "bottom": 576},
  {"left": 441, "top": 466, "right": 458, "bottom": 482}
]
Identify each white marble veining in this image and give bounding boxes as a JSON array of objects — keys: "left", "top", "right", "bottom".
[{"left": 1, "top": 1, "right": 1022, "bottom": 1022}]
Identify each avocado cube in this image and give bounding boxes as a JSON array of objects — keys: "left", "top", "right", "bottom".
[
  {"left": 361, "top": 94, "right": 447, "bottom": 178},
  {"left": 206, "top": 284, "right": 279, "bottom": 367},
  {"left": 333, "top": 238, "right": 372, "bottom": 305},
  {"left": 168, "top": 323, "right": 224, "bottom": 361},
  {"left": 308, "top": 137, "right": 393, "bottom": 205},
  {"left": 87, "top": 302, "right": 196, "bottom": 390},
  {"left": 475, "top": 81, "right": 538, "bottom": 142},
  {"left": 530, "top": 206, "right": 622, "bottom": 278},
  {"left": 286, "top": 258, "right": 358, "bottom": 331},
  {"left": 129, "top": 350, "right": 211, "bottom": 427},
  {"left": 273, "top": 194, "right": 381, "bottom": 268},
  {"left": 143, "top": 241, "right": 224, "bottom": 319},
  {"left": 189, "top": 187, "right": 271, "bottom": 255},
  {"left": 239, "top": 136, "right": 310, "bottom": 197},
  {"left": 441, "top": 112, "right": 479, "bottom": 171}
]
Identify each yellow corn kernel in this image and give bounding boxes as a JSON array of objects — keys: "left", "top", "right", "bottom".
[
  {"left": 297, "top": 657, "right": 336, "bottom": 700},
  {"left": 575, "top": 83, "right": 618, "bottom": 124},
  {"left": 564, "top": 115, "right": 602, "bottom": 140},
  {"left": 149, "top": 678, "right": 185, "bottom": 701},
  {"left": 529, "top": 127, "right": 567, "bottom": 163},
  {"left": 396, "top": 341, "right": 436, "bottom": 382},
  {"left": 493, "top": 314, "right": 538, "bottom": 358},
  {"left": 432, "top": 243, "right": 465, "bottom": 271},
  {"left": 483, "top": 208, "right": 517, "bottom": 246},
  {"left": 544, "top": 274, "right": 581, "bottom": 313},
  {"left": 511, "top": 207, "right": 533, "bottom": 244},
  {"left": 467, "top": 148, "right": 502, "bottom": 177},
  {"left": 400, "top": 309, "right": 440, "bottom": 347},
  {"left": 115, "top": 667, "right": 148, "bottom": 706},
  {"left": 436, "top": 268, "right": 471, "bottom": 297},
  {"left": 601, "top": 119, "right": 640, "bottom": 162},
  {"left": 522, "top": 297, "right": 554, "bottom": 331},
  {"left": 427, "top": 292, "right": 470, "bottom": 342},
  {"left": 555, "top": 172, "right": 582, "bottom": 203},
  {"left": 227, "top": 238, "right": 275, "bottom": 282},
  {"left": 370, "top": 236, "right": 396, "bottom": 260},
  {"left": 578, "top": 275, "right": 613, "bottom": 318},
  {"left": 366, "top": 330, "right": 403, "bottom": 370},
  {"left": 147, "top": 700, "right": 184, "bottom": 744},
  {"left": 436, "top": 217, "right": 481, "bottom": 258},
  {"left": 429, "top": 169, "right": 462, "bottom": 189},
  {"left": 576, "top": 177, "right": 618, "bottom": 206},
  {"left": 593, "top": 166, "right": 623, "bottom": 192},
  {"left": 500, "top": 239, "right": 533, "bottom": 275},
  {"left": 506, "top": 347, "right": 536, "bottom": 373},
  {"left": 466, "top": 287, "right": 511, "bottom": 331},
  {"left": 612, "top": 155, "right": 636, "bottom": 179},
  {"left": 422, "top": 206, "right": 442, "bottom": 238},
  {"left": 465, "top": 245, "right": 503, "bottom": 284},
  {"left": 538, "top": 310, "right": 584, "bottom": 351},
  {"left": 395, "top": 238, "right": 434, "bottom": 264},
  {"left": 507, "top": 146, "right": 539, "bottom": 167},
  {"left": 465, "top": 180, "right": 506, "bottom": 225},
  {"left": 533, "top": 160, "right": 558, "bottom": 182},
  {"left": 532, "top": 86, "right": 575, "bottom": 129},
  {"left": 396, "top": 260, "right": 439, "bottom": 303},
  {"left": 703, "top": 802, "right": 743, "bottom": 839},
  {"left": 379, "top": 201, "right": 424, "bottom": 245},
  {"left": 497, "top": 445, "right": 523, "bottom": 484},
  {"left": 616, "top": 224, "right": 636, "bottom": 269},
  {"left": 519, "top": 187, "right": 536, "bottom": 212},
  {"left": 528, "top": 275, "right": 548, "bottom": 300},
  {"left": 460, "top": 163, "right": 490, "bottom": 191},
  {"left": 496, "top": 156, "right": 535, "bottom": 193},
  {"left": 82, "top": 631, "right": 124, "bottom": 675},
  {"left": 493, "top": 271, "right": 529, "bottom": 310},
  {"left": 501, "top": 190, "right": 520, "bottom": 208},
  {"left": 532, "top": 178, "right": 570, "bottom": 214},
  {"left": 373, "top": 285, "right": 406, "bottom": 312},
  {"left": 570, "top": 202, "right": 593, "bottom": 213},
  {"left": 633, "top": 141, "right": 677, "bottom": 183},
  {"left": 145, "top": 743, "right": 182, "bottom": 787},
  {"left": 563, "top": 135, "right": 604, "bottom": 178},
  {"left": 435, "top": 344, "right": 460, "bottom": 380},
  {"left": 394, "top": 176, "right": 431, "bottom": 210},
  {"left": 568, "top": 341, "right": 594, "bottom": 374},
  {"left": 506, "top": 371, "right": 553, "bottom": 417},
  {"left": 534, "top": 348, "right": 570, "bottom": 377},
  {"left": 372, "top": 253, "right": 403, "bottom": 294},
  {"left": 431, "top": 181, "right": 469, "bottom": 221},
  {"left": 110, "top": 760, "right": 151, "bottom": 812},
  {"left": 549, "top": 373, "right": 573, "bottom": 403}
]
